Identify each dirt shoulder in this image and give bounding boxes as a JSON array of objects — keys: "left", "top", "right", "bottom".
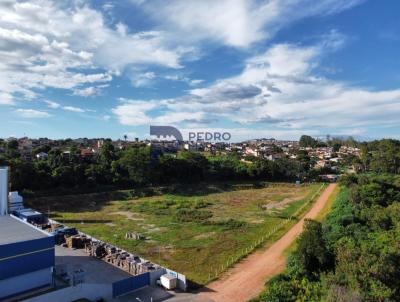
[{"left": 198, "top": 183, "right": 337, "bottom": 302}]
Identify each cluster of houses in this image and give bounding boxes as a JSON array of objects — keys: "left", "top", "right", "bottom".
[
  {"left": 1, "top": 137, "right": 360, "bottom": 173},
  {"left": 189, "top": 139, "right": 359, "bottom": 172},
  {"left": 181, "top": 138, "right": 360, "bottom": 172},
  {"left": 306, "top": 146, "right": 359, "bottom": 170},
  {"left": 1, "top": 137, "right": 140, "bottom": 161}
]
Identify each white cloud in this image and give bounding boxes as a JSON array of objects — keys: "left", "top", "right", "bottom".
[
  {"left": 102, "top": 3, "right": 114, "bottom": 12},
  {"left": 62, "top": 106, "right": 85, "bottom": 113},
  {"left": 112, "top": 100, "right": 157, "bottom": 125},
  {"left": 189, "top": 79, "right": 204, "bottom": 86},
  {"left": 0, "top": 0, "right": 187, "bottom": 104},
  {"left": 44, "top": 100, "right": 87, "bottom": 113},
  {"left": 44, "top": 100, "right": 60, "bottom": 109},
  {"left": 0, "top": 92, "right": 15, "bottom": 105},
  {"left": 137, "top": 0, "right": 363, "bottom": 48},
  {"left": 15, "top": 109, "right": 51, "bottom": 118},
  {"left": 73, "top": 86, "right": 101, "bottom": 97},
  {"left": 131, "top": 72, "right": 156, "bottom": 87},
  {"left": 112, "top": 99, "right": 210, "bottom": 126},
  {"left": 164, "top": 75, "right": 204, "bottom": 86}
]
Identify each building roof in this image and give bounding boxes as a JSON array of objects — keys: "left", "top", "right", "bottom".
[
  {"left": 0, "top": 215, "right": 49, "bottom": 245},
  {"left": 15, "top": 208, "right": 43, "bottom": 217}
]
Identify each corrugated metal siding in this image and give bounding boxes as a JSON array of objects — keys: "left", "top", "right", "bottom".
[
  {"left": 112, "top": 273, "right": 150, "bottom": 297},
  {"left": 0, "top": 237, "right": 55, "bottom": 280},
  {"left": 0, "top": 268, "right": 52, "bottom": 299},
  {"left": 0, "top": 248, "right": 54, "bottom": 280},
  {"left": 0, "top": 236, "right": 54, "bottom": 259}
]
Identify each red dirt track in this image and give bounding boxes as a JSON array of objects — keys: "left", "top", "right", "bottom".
[{"left": 199, "top": 183, "right": 337, "bottom": 302}]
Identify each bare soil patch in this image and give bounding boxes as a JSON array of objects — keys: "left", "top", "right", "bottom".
[{"left": 110, "top": 211, "right": 144, "bottom": 221}]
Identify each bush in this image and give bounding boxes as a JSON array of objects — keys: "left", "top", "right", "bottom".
[
  {"left": 212, "top": 218, "right": 248, "bottom": 230},
  {"left": 175, "top": 209, "right": 213, "bottom": 222},
  {"left": 194, "top": 200, "right": 212, "bottom": 209},
  {"left": 137, "top": 200, "right": 171, "bottom": 215}
]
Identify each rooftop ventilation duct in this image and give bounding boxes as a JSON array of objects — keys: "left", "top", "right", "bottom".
[{"left": 0, "top": 167, "right": 8, "bottom": 215}]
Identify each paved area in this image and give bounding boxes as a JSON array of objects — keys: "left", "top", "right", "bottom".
[
  {"left": 199, "top": 184, "right": 337, "bottom": 302},
  {"left": 114, "top": 286, "right": 212, "bottom": 302},
  {"left": 55, "top": 245, "right": 131, "bottom": 283}
]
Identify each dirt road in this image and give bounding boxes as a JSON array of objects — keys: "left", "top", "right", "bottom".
[{"left": 198, "top": 183, "right": 337, "bottom": 302}]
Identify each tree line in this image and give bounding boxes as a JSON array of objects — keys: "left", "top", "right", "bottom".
[
  {"left": 0, "top": 140, "right": 313, "bottom": 193},
  {"left": 257, "top": 174, "right": 400, "bottom": 302},
  {"left": 4, "top": 137, "right": 399, "bottom": 195},
  {"left": 299, "top": 135, "right": 359, "bottom": 149}
]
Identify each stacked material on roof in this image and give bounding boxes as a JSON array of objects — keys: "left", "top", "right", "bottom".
[
  {"left": 8, "top": 191, "right": 24, "bottom": 212},
  {"left": 65, "top": 235, "right": 90, "bottom": 249},
  {"left": 13, "top": 208, "right": 46, "bottom": 224},
  {"left": 83, "top": 239, "right": 160, "bottom": 276}
]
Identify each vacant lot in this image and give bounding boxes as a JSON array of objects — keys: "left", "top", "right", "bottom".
[{"left": 29, "top": 182, "right": 321, "bottom": 285}]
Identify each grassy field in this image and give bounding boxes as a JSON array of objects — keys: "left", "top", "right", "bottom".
[
  {"left": 314, "top": 184, "right": 340, "bottom": 222},
  {"left": 28, "top": 182, "right": 321, "bottom": 285}
]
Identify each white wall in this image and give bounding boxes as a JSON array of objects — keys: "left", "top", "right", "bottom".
[
  {"left": 149, "top": 268, "right": 166, "bottom": 285},
  {"left": 0, "top": 268, "right": 52, "bottom": 299},
  {"left": 0, "top": 167, "right": 8, "bottom": 215},
  {"left": 25, "top": 284, "right": 113, "bottom": 302}
]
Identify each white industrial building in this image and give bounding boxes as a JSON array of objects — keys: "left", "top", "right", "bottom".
[{"left": 0, "top": 167, "right": 55, "bottom": 300}]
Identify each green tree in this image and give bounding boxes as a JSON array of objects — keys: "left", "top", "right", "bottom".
[
  {"left": 112, "top": 146, "right": 150, "bottom": 185},
  {"left": 293, "top": 219, "right": 332, "bottom": 276},
  {"left": 8, "top": 158, "right": 36, "bottom": 190},
  {"left": 299, "top": 135, "right": 317, "bottom": 148}
]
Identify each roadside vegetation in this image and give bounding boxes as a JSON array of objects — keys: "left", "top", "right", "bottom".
[
  {"left": 255, "top": 174, "right": 400, "bottom": 302},
  {"left": 29, "top": 182, "right": 321, "bottom": 285},
  {"left": 314, "top": 184, "right": 340, "bottom": 222}
]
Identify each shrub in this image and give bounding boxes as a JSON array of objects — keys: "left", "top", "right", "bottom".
[
  {"left": 194, "top": 200, "right": 212, "bottom": 209},
  {"left": 175, "top": 209, "right": 213, "bottom": 222},
  {"left": 214, "top": 218, "right": 248, "bottom": 230}
]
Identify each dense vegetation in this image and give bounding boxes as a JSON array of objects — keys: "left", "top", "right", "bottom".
[
  {"left": 256, "top": 174, "right": 400, "bottom": 302},
  {"left": 355, "top": 139, "right": 400, "bottom": 174},
  {"left": 0, "top": 140, "right": 311, "bottom": 193}
]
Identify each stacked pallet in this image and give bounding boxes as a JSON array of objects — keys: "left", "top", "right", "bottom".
[
  {"left": 120, "top": 256, "right": 132, "bottom": 272},
  {"left": 105, "top": 245, "right": 117, "bottom": 254},
  {"left": 104, "top": 254, "right": 113, "bottom": 263},
  {"left": 125, "top": 232, "right": 144, "bottom": 240},
  {"left": 65, "top": 235, "right": 89, "bottom": 249},
  {"left": 83, "top": 239, "right": 161, "bottom": 276},
  {"left": 50, "top": 223, "right": 63, "bottom": 231},
  {"left": 85, "top": 241, "right": 107, "bottom": 258}
]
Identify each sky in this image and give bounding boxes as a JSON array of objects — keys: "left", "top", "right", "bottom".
[{"left": 1, "top": 0, "right": 400, "bottom": 142}]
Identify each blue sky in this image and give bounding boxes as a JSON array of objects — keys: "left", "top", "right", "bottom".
[{"left": 1, "top": 0, "right": 400, "bottom": 141}]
